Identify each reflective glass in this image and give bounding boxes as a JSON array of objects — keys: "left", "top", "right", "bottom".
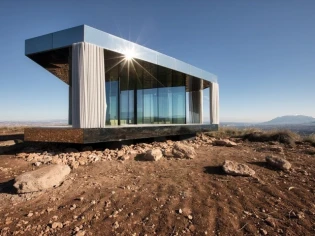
[
  {"left": 104, "top": 48, "right": 206, "bottom": 126},
  {"left": 120, "top": 62, "right": 135, "bottom": 125},
  {"left": 203, "top": 87, "right": 210, "bottom": 124},
  {"left": 105, "top": 50, "right": 120, "bottom": 126}
]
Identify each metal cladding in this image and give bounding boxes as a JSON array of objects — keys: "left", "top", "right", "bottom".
[{"left": 25, "top": 25, "right": 217, "bottom": 84}]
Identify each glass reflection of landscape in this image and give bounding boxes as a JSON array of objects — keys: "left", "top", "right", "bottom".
[{"left": 105, "top": 49, "right": 211, "bottom": 126}]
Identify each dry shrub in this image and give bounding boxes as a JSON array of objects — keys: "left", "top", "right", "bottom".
[
  {"left": 305, "top": 149, "right": 315, "bottom": 155},
  {"left": 303, "top": 134, "right": 315, "bottom": 147},
  {"left": 206, "top": 127, "right": 301, "bottom": 146},
  {"left": 242, "top": 129, "right": 300, "bottom": 146},
  {"left": 205, "top": 127, "right": 261, "bottom": 139}
]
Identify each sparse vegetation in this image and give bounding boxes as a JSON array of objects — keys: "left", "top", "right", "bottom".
[
  {"left": 302, "top": 134, "right": 315, "bottom": 147},
  {"left": 205, "top": 127, "right": 301, "bottom": 146},
  {"left": 0, "top": 126, "right": 25, "bottom": 135},
  {"left": 205, "top": 127, "right": 261, "bottom": 139},
  {"left": 242, "top": 129, "right": 301, "bottom": 146}
]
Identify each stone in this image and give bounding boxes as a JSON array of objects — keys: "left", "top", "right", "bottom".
[
  {"left": 78, "top": 156, "right": 88, "bottom": 166},
  {"left": 269, "top": 145, "right": 284, "bottom": 153},
  {"left": 265, "top": 217, "right": 276, "bottom": 228},
  {"left": 128, "top": 150, "right": 138, "bottom": 159},
  {"left": 88, "top": 154, "right": 100, "bottom": 163},
  {"left": 113, "top": 221, "right": 119, "bottom": 229},
  {"left": 51, "top": 156, "right": 62, "bottom": 165},
  {"left": 13, "top": 164, "right": 71, "bottom": 193},
  {"left": 119, "top": 154, "right": 130, "bottom": 161},
  {"left": 213, "top": 139, "right": 237, "bottom": 147},
  {"left": 222, "top": 160, "right": 255, "bottom": 176},
  {"left": 75, "top": 231, "right": 86, "bottom": 236},
  {"left": 70, "top": 204, "right": 77, "bottom": 210},
  {"left": 297, "top": 211, "right": 305, "bottom": 219},
  {"left": 51, "top": 222, "right": 63, "bottom": 229},
  {"left": 27, "top": 212, "right": 34, "bottom": 217},
  {"left": 41, "top": 156, "right": 53, "bottom": 164},
  {"left": 143, "top": 149, "right": 163, "bottom": 161},
  {"left": 172, "top": 143, "right": 196, "bottom": 159},
  {"left": 162, "top": 148, "right": 173, "bottom": 157},
  {"left": 265, "top": 156, "right": 291, "bottom": 171},
  {"left": 70, "top": 161, "right": 79, "bottom": 169},
  {"left": 259, "top": 228, "right": 268, "bottom": 235},
  {"left": 34, "top": 162, "right": 41, "bottom": 167},
  {"left": 117, "top": 150, "right": 125, "bottom": 158},
  {"left": 5, "top": 217, "right": 12, "bottom": 225}
]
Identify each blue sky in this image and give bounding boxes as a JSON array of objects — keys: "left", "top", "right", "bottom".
[{"left": 0, "top": 0, "right": 314, "bottom": 122}]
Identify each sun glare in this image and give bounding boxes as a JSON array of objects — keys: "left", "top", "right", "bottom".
[{"left": 124, "top": 49, "right": 135, "bottom": 61}]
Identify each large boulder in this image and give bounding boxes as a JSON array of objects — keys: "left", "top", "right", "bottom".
[
  {"left": 143, "top": 149, "right": 163, "bottom": 161},
  {"left": 13, "top": 164, "right": 71, "bottom": 193},
  {"left": 265, "top": 155, "right": 291, "bottom": 171},
  {"left": 222, "top": 160, "right": 255, "bottom": 176},
  {"left": 172, "top": 143, "right": 196, "bottom": 159}
]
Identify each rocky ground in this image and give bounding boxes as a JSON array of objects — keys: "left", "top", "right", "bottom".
[{"left": 0, "top": 134, "right": 315, "bottom": 235}]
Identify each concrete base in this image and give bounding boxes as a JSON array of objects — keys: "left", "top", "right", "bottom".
[{"left": 24, "top": 124, "right": 218, "bottom": 144}]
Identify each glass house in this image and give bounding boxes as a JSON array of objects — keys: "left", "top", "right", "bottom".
[{"left": 24, "top": 25, "right": 219, "bottom": 143}]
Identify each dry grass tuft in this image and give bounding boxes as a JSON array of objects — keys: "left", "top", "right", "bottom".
[{"left": 303, "top": 134, "right": 315, "bottom": 147}]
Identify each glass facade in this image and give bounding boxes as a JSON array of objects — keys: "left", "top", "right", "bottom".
[{"left": 104, "top": 49, "right": 211, "bottom": 126}]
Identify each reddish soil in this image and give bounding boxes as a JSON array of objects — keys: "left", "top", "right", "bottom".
[{"left": 0, "top": 141, "right": 315, "bottom": 236}]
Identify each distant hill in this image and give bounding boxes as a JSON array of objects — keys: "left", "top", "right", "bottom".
[
  {"left": 0, "top": 119, "right": 68, "bottom": 127},
  {"left": 261, "top": 115, "right": 315, "bottom": 125}
]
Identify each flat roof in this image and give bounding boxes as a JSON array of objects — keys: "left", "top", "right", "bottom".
[{"left": 25, "top": 25, "right": 217, "bottom": 83}]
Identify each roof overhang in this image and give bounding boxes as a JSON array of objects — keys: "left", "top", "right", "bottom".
[{"left": 25, "top": 25, "right": 217, "bottom": 83}]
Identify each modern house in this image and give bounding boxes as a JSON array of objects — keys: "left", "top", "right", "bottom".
[{"left": 24, "top": 25, "right": 219, "bottom": 143}]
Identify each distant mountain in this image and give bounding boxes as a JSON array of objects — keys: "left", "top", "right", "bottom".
[{"left": 261, "top": 115, "right": 315, "bottom": 125}]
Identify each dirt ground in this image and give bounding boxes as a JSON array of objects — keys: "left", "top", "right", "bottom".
[{"left": 0, "top": 140, "right": 315, "bottom": 236}]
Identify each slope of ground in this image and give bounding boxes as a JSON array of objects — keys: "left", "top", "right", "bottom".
[{"left": 0, "top": 137, "right": 315, "bottom": 236}]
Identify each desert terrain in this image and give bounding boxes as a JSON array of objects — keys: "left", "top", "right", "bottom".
[{"left": 0, "top": 129, "right": 315, "bottom": 236}]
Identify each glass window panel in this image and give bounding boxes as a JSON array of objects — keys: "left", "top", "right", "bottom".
[
  {"left": 203, "top": 86, "right": 210, "bottom": 124},
  {"left": 105, "top": 50, "right": 120, "bottom": 126},
  {"left": 172, "top": 71, "right": 186, "bottom": 124},
  {"left": 158, "top": 66, "right": 172, "bottom": 124},
  {"left": 142, "top": 61, "right": 158, "bottom": 124},
  {"left": 186, "top": 76, "right": 202, "bottom": 123},
  {"left": 119, "top": 62, "right": 135, "bottom": 125}
]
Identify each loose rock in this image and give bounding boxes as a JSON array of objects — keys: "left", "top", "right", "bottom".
[
  {"left": 143, "top": 149, "right": 163, "bottom": 161},
  {"left": 13, "top": 164, "right": 71, "bottom": 193},
  {"left": 213, "top": 139, "right": 237, "bottom": 147},
  {"left": 222, "top": 160, "right": 255, "bottom": 176},
  {"left": 51, "top": 222, "right": 63, "bottom": 229},
  {"left": 265, "top": 156, "right": 291, "bottom": 171},
  {"left": 172, "top": 143, "right": 196, "bottom": 159}
]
